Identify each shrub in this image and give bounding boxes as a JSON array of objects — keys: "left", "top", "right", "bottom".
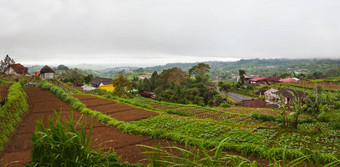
[{"left": 220, "top": 103, "right": 231, "bottom": 108}]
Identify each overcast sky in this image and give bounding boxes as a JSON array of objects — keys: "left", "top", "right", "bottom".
[{"left": 0, "top": 0, "right": 339, "bottom": 66}]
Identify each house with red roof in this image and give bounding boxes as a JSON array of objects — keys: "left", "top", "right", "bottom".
[
  {"left": 250, "top": 77, "right": 267, "bottom": 85},
  {"left": 267, "top": 76, "right": 282, "bottom": 84},
  {"left": 4, "top": 63, "right": 28, "bottom": 75}
]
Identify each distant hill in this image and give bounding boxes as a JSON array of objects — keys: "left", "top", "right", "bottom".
[
  {"left": 143, "top": 58, "right": 340, "bottom": 72},
  {"left": 144, "top": 61, "right": 233, "bottom": 72},
  {"left": 27, "top": 65, "right": 46, "bottom": 74}
]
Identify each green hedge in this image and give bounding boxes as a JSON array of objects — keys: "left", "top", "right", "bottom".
[
  {"left": 38, "top": 81, "right": 340, "bottom": 164},
  {"left": 0, "top": 82, "right": 28, "bottom": 151}
]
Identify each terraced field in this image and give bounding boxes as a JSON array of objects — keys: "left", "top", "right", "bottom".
[
  {"left": 0, "top": 88, "right": 183, "bottom": 166},
  {"left": 127, "top": 97, "right": 277, "bottom": 128}
]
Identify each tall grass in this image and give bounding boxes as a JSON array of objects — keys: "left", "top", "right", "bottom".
[
  {"left": 140, "top": 140, "right": 340, "bottom": 167},
  {"left": 0, "top": 82, "right": 28, "bottom": 151},
  {"left": 26, "top": 111, "right": 137, "bottom": 167}
]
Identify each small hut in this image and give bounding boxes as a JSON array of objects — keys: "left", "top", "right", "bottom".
[{"left": 40, "top": 65, "right": 55, "bottom": 80}]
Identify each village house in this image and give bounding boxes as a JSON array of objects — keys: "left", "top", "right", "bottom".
[
  {"left": 250, "top": 77, "right": 267, "bottom": 85},
  {"left": 267, "top": 76, "right": 282, "bottom": 84},
  {"left": 4, "top": 63, "right": 28, "bottom": 75},
  {"left": 40, "top": 65, "right": 55, "bottom": 80},
  {"left": 264, "top": 88, "right": 279, "bottom": 102},
  {"left": 275, "top": 88, "right": 308, "bottom": 104},
  {"left": 90, "top": 77, "right": 113, "bottom": 88},
  {"left": 236, "top": 75, "right": 251, "bottom": 84}
]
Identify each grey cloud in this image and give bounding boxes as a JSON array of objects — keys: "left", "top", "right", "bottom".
[{"left": 0, "top": 0, "right": 339, "bottom": 65}]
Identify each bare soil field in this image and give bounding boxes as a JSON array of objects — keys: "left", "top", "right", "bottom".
[
  {"left": 240, "top": 99, "right": 277, "bottom": 108},
  {"left": 0, "top": 88, "right": 176, "bottom": 166},
  {"left": 0, "top": 84, "right": 10, "bottom": 98},
  {"left": 74, "top": 95, "right": 159, "bottom": 121}
]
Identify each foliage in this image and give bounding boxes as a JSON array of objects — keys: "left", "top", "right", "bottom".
[
  {"left": 112, "top": 74, "right": 131, "bottom": 97},
  {"left": 325, "top": 66, "right": 340, "bottom": 77},
  {"left": 250, "top": 113, "right": 278, "bottom": 122},
  {"left": 239, "top": 69, "right": 246, "bottom": 85},
  {"left": 0, "top": 82, "right": 27, "bottom": 151},
  {"left": 84, "top": 74, "right": 94, "bottom": 84},
  {"left": 59, "top": 68, "right": 85, "bottom": 83},
  {"left": 57, "top": 64, "right": 69, "bottom": 70},
  {"left": 140, "top": 135, "right": 340, "bottom": 167},
  {"left": 135, "top": 64, "right": 217, "bottom": 106},
  {"left": 26, "top": 111, "right": 136, "bottom": 167},
  {"left": 220, "top": 103, "right": 231, "bottom": 108},
  {"left": 139, "top": 139, "right": 263, "bottom": 167},
  {"left": 0, "top": 55, "right": 15, "bottom": 74},
  {"left": 188, "top": 63, "right": 211, "bottom": 76}
]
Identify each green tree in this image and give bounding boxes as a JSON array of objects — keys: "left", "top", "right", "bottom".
[
  {"left": 189, "top": 63, "right": 211, "bottom": 76},
  {"left": 274, "top": 94, "right": 289, "bottom": 128},
  {"left": 83, "top": 74, "right": 94, "bottom": 84},
  {"left": 61, "top": 68, "right": 85, "bottom": 83},
  {"left": 288, "top": 90, "right": 308, "bottom": 129},
  {"left": 238, "top": 69, "right": 245, "bottom": 85},
  {"left": 112, "top": 74, "right": 131, "bottom": 97},
  {"left": 57, "top": 65, "right": 69, "bottom": 70},
  {"left": 0, "top": 55, "right": 15, "bottom": 74}
]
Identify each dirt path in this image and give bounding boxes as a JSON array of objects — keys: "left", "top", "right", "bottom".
[
  {"left": 227, "top": 92, "right": 253, "bottom": 102},
  {"left": 0, "top": 88, "right": 182, "bottom": 166}
]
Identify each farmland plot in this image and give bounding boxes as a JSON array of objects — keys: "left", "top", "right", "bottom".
[
  {"left": 128, "top": 97, "right": 276, "bottom": 127},
  {"left": 0, "top": 88, "right": 183, "bottom": 166}
]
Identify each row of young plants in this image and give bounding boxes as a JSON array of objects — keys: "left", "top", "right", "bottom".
[
  {"left": 0, "top": 82, "right": 28, "bottom": 151},
  {"left": 131, "top": 115, "right": 340, "bottom": 157},
  {"left": 38, "top": 81, "right": 340, "bottom": 164}
]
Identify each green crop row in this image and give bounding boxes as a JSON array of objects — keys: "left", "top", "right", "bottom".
[
  {"left": 0, "top": 82, "right": 28, "bottom": 151},
  {"left": 38, "top": 81, "right": 340, "bottom": 164},
  {"left": 0, "top": 80, "right": 14, "bottom": 84}
]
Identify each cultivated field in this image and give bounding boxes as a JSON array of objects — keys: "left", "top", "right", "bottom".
[{"left": 0, "top": 88, "right": 184, "bottom": 166}]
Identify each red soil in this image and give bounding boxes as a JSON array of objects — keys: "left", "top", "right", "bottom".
[
  {"left": 74, "top": 95, "right": 159, "bottom": 121},
  {"left": 0, "top": 88, "right": 176, "bottom": 166},
  {"left": 241, "top": 99, "right": 277, "bottom": 108},
  {"left": 0, "top": 84, "right": 10, "bottom": 98}
]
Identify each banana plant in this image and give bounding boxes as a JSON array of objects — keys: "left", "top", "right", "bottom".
[{"left": 288, "top": 90, "right": 307, "bottom": 129}]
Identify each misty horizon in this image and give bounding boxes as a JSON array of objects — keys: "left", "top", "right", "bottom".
[{"left": 1, "top": 0, "right": 340, "bottom": 66}]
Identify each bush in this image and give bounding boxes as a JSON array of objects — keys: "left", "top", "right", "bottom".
[{"left": 220, "top": 103, "right": 231, "bottom": 108}]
